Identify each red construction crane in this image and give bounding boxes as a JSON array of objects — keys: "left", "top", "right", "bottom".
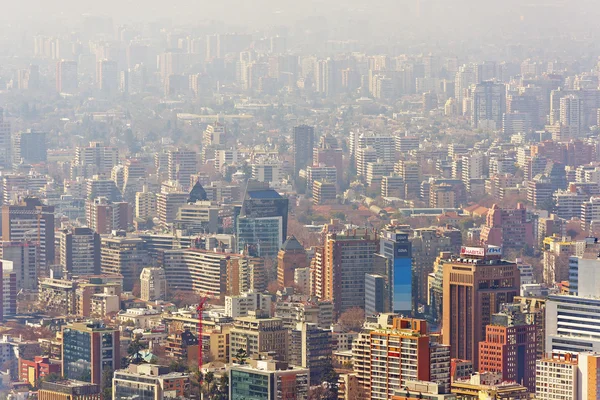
[{"left": 196, "top": 296, "right": 208, "bottom": 372}]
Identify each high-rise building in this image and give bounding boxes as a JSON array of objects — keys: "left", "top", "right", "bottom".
[
  {"left": 2, "top": 266, "right": 17, "bottom": 318},
  {"left": 480, "top": 203, "right": 534, "bottom": 252},
  {"left": 85, "top": 197, "right": 130, "bottom": 234},
  {"left": 559, "top": 95, "right": 583, "bottom": 139},
  {"left": 100, "top": 233, "right": 147, "bottom": 291},
  {"left": 442, "top": 246, "right": 520, "bottom": 369},
  {"left": 0, "top": 108, "right": 10, "bottom": 169},
  {"left": 471, "top": 81, "right": 506, "bottom": 129},
  {"left": 289, "top": 322, "right": 332, "bottom": 383},
  {"left": 163, "top": 249, "right": 231, "bottom": 297},
  {"left": 364, "top": 273, "right": 387, "bottom": 316},
  {"left": 167, "top": 149, "right": 197, "bottom": 189},
  {"left": 203, "top": 123, "right": 227, "bottom": 147},
  {"left": 14, "top": 130, "right": 47, "bottom": 164},
  {"left": 56, "top": 60, "right": 78, "bottom": 93},
  {"left": 2, "top": 197, "right": 54, "bottom": 268},
  {"left": 535, "top": 353, "right": 578, "bottom": 400},
  {"left": 139, "top": 267, "right": 167, "bottom": 301},
  {"left": 477, "top": 303, "right": 537, "bottom": 392},
  {"left": 1, "top": 241, "right": 39, "bottom": 290},
  {"left": 314, "top": 229, "right": 379, "bottom": 316},
  {"left": 277, "top": 236, "right": 308, "bottom": 287},
  {"left": 135, "top": 186, "right": 157, "bottom": 220},
  {"left": 156, "top": 189, "right": 188, "bottom": 226},
  {"left": 293, "top": 125, "right": 315, "bottom": 176},
  {"left": 410, "top": 227, "right": 454, "bottom": 309},
  {"left": 95, "top": 59, "right": 119, "bottom": 94},
  {"left": 73, "top": 142, "right": 119, "bottom": 176},
  {"left": 379, "top": 224, "right": 413, "bottom": 314},
  {"left": 229, "top": 356, "right": 309, "bottom": 400},
  {"left": 62, "top": 322, "right": 120, "bottom": 387},
  {"left": 354, "top": 317, "right": 450, "bottom": 399},
  {"left": 236, "top": 187, "right": 289, "bottom": 258},
  {"left": 57, "top": 227, "right": 101, "bottom": 276},
  {"left": 229, "top": 316, "right": 288, "bottom": 362}
]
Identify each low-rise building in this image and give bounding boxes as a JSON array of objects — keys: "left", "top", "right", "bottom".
[{"left": 113, "top": 363, "right": 189, "bottom": 400}]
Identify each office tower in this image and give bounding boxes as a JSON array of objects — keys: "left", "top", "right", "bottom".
[
  {"left": 1, "top": 241, "right": 39, "bottom": 290},
  {"left": 203, "top": 123, "right": 227, "bottom": 147},
  {"left": 163, "top": 249, "right": 232, "bottom": 297},
  {"left": 156, "top": 190, "right": 188, "bottom": 226},
  {"left": 229, "top": 357, "right": 309, "bottom": 400},
  {"left": 442, "top": 246, "right": 520, "bottom": 369},
  {"left": 502, "top": 112, "right": 533, "bottom": 136},
  {"left": 471, "top": 81, "right": 506, "bottom": 129},
  {"left": 2, "top": 266, "right": 17, "bottom": 318},
  {"left": 176, "top": 201, "right": 219, "bottom": 234},
  {"left": 478, "top": 304, "right": 537, "bottom": 392},
  {"left": 139, "top": 267, "right": 167, "bottom": 301},
  {"left": 56, "top": 60, "right": 78, "bottom": 93},
  {"left": 289, "top": 322, "right": 332, "bottom": 383},
  {"left": 0, "top": 108, "right": 11, "bottom": 169},
  {"left": 2, "top": 197, "right": 54, "bottom": 268},
  {"left": 38, "top": 380, "right": 101, "bottom": 400},
  {"left": 546, "top": 292, "right": 600, "bottom": 353},
  {"left": 57, "top": 227, "right": 101, "bottom": 276},
  {"left": 15, "top": 130, "right": 47, "bottom": 164},
  {"left": 167, "top": 149, "right": 197, "bottom": 189},
  {"left": 313, "top": 229, "right": 379, "bottom": 316},
  {"left": 62, "top": 322, "right": 120, "bottom": 386},
  {"left": 100, "top": 233, "right": 147, "bottom": 291},
  {"left": 293, "top": 125, "right": 315, "bottom": 177},
  {"left": 96, "top": 60, "right": 119, "bottom": 94},
  {"left": 410, "top": 228, "right": 454, "bottom": 308},
  {"left": 229, "top": 315, "right": 288, "bottom": 362},
  {"left": 277, "top": 236, "right": 308, "bottom": 287},
  {"left": 251, "top": 160, "right": 282, "bottom": 184},
  {"left": 113, "top": 364, "right": 189, "bottom": 399},
  {"left": 74, "top": 142, "right": 119, "bottom": 175},
  {"left": 85, "top": 197, "right": 130, "bottom": 234},
  {"left": 559, "top": 95, "right": 583, "bottom": 139},
  {"left": 236, "top": 187, "right": 289, "bottom": 258},
  {"left": 379, "top": 224, "right": 413, "bottom": 314},
  {"left": 535, "top": 353, "right": 578, "bottom": 400},
  {"left": 364, "top": 274, "right": 387, "bottom": 316},
  {"left": 480, "top": 203, "right": 534, "bottom": 251}
]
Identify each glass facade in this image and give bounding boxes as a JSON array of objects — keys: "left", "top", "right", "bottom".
[
  {"left": 113, "top": 374, "right": 158, "bottom": 400},
  {"left": 230, "top": 369, "right": 270, "bottom": 400},
  {"left": 236, "top": 216, "right": 282, "bottom": 258},
  {"left": 63, "top": 328, "right": 92, "bottom": 382}
]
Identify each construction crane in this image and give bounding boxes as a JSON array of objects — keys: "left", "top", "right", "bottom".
[{"left": 196, "top": 296, "right": 209, "bottom": 372}]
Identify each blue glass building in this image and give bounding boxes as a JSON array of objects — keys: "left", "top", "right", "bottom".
[{"left": 379, "top": 226, "right": 413, "bottom": 315}]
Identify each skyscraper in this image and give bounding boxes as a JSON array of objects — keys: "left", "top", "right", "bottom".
[
  {"left": 293, "top": 125, "right": 315, "bottom": 177},
  {"left": 16, "top": 130, "right": 47, "bottom": 164},
  {"left": 0, "top": 108, "right": 11, "bottom": 169},
  {"left": 471, "top": 81, "right": 506, "bottom": 129},
  {"left": 236, "top": 186, "right": 289, "bottom": 258},
  {"left": 315, "top": 229, "right": 379, "bottom": 316},
  {"left": 57, "top": 227, "right": 101, "bottom": 276},
  {"left": 56, "top": 60, "right": 78, "bottom": 93},
  {"left": 379, "top": 224, "right": 413, "bottom": 315},
  {"left": 62, "top": 322, "right": 120, "bottom": 387},
  {"left": 442, "top": 246, "right": 520, "bottom": 369},
  {"left": 2, "top": 197, "right": 54, "bottom": 269}
]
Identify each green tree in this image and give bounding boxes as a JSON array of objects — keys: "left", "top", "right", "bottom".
[{"left": 233, "top": 348, "right": 247, "bottom": 365}]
